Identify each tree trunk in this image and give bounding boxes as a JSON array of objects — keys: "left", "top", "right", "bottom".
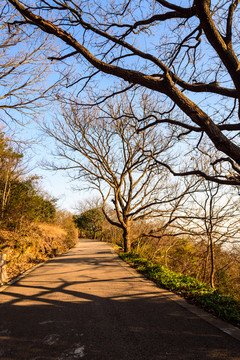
[
  {"left": 164, "top": 249, "right": 169, "bottom": 268},
  {"left": 1, "top": 169, "right": 10, "bottom": 219},
  {"left": 202, "top": 245, "right": 210, "bottom": 283},
  {"left": 209, "top": 233, "right": 215, "bottom": 288},
  {"left": 123, "top": 228, "right": 131, "bottom": 253}
]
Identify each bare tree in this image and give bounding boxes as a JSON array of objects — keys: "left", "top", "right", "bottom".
[
  {"left": 137, "top": 175, "right": 201, "bottom": 261},
  {"left": 44, "top": 95, "right": 189, "bottom": 252},
  {"left": 6, "top": 0, "right": 240, "bottom": 184},
  {"left": 0, "top": 132, "right": 23, "bottom": 219},
  {"left": 172, "top": 181, "right": 240, "bottom": 287},
  {"left": 0, "top": 1, "right": 59, "bottom": 126}
]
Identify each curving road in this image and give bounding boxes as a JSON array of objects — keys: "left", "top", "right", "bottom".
[{"left": 0, "top": 239, "right": 240, "bottom": 360}]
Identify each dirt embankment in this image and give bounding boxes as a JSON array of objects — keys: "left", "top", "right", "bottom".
[{"left": 0, "top": 222, "right": 78, "bottom": 282}]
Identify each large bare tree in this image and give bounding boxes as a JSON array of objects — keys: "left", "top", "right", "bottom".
[
  {"left": 6, "top": 0, "right": 240, "bottom": 184},
  {"left": 45, "top": 96, "right": 190, "bottom": 252}
]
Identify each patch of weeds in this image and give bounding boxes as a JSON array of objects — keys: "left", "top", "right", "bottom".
[{"left": 119, "top": 252, "right": 240, "bottom": 327}]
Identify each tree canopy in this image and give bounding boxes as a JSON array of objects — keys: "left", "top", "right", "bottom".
[
  {"left": 45, "top": 95, "right": 198, "bottom": 251},
  {"left": 6, "top": 0, "right": 240, "bottom": 184},
  {"left": 74, "top": 208, "right": 105, "bottom": 239}
]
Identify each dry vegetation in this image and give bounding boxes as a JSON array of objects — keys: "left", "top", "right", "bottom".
[
  {"left": 74, "top": 206, "right": 240, "bottom": 302},
  {"left": 0, "top": 134, "right": 78, "bottom": 284},
  {"left": 0, "top": 217, "right": 78, "bottom": 282}
]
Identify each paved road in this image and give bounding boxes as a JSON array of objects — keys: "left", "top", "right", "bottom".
[{"left": 0, "top": 239, "right": 240, "bottom": 360}]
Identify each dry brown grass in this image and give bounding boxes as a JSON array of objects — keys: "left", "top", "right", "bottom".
[
  {"left": 37, "top": 223, "right": 67, "bottom": 237},
  {"left": 0, "top": 222, "right": 78, "bottom": 283}
]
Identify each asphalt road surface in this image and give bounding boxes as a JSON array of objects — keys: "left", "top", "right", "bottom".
[{"left": 0, "top": 239, "right": 240, "bottom": 360}]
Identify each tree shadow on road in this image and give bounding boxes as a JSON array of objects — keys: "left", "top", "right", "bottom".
[{"left": 0, "top": 242, "right": 240, "bottom": 360}]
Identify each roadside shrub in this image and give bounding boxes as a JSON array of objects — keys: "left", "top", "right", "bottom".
[{"left": 120, "top": 252, "right": 240, "bottom": 327}]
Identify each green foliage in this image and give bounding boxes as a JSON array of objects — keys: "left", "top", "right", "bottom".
[
  {"left": 130, "top": 235, "right": 240, "bottom": 300},
  {"left": 2, "top": 177, "right": 56, "bottom": 229},
  {"left": 74, "top": 207, "right": 105, "bottom": 239},
  {"left": 120, "top": 252, "right": 240, "bottom": 327},
  {"left": 0, "top": 132, "right": 57, "bottom": 229},
  {"left": 0, "top": 133, "right": 23, "bottom": 172},
  {"left": 0, "top": 136, "right": 78, "bottom": 284}
]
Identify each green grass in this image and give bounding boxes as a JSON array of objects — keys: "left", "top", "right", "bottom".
[{"left": 119, "top": 252, "right": 240, "bottom": 327}]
